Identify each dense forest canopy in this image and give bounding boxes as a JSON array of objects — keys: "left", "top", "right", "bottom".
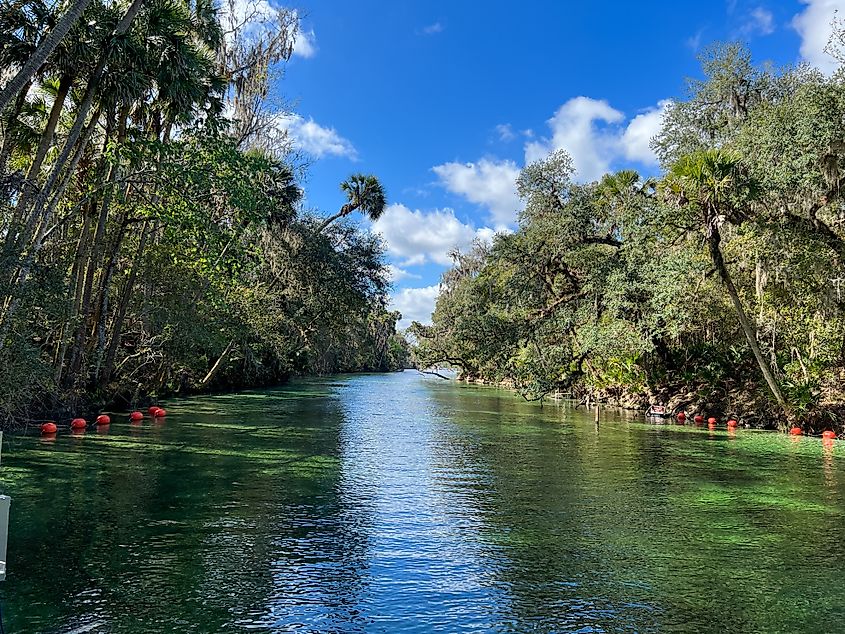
[
  {"left": 0, "top": 0, "right": 409, "bottom": 424},
  {"left": 411, "top": 42, "right": 845, "bottom": 431}
]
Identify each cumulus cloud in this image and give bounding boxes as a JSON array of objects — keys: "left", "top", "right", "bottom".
[
  {"left": 390, "top": 285, "right": 440, "bottom": 328},
  {"left": 386, "top": 264, "right": 421, "bottom": 283},
  {"left": 524, "top": 97, "right": 624, "bottom": 182},
  {"left": 430, "top": 97, "right": 670, "bottom": 225},
  {"left": 275, "top": 114, "right": 357, "bottom": 159},
  {"left": 793, "top": 0, "right": 845, "bottom": 74},
  {"left": 523, "top": 96, "right": 670, "bottom": 179},
  {"left": 431, "top": 159, "right": 522, "bottom": 225},
  {"left": 372, "top": 204, "right": 493, "bottom": 266},
  {"left": 620, "top": 100, "right": 672, "bottom": 165}
]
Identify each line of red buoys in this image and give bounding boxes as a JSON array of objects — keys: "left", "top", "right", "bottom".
[{"left": 37, "top": 407, "right": 169, "bottom": 437}]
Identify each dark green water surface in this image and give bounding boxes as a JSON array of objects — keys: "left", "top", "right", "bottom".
[{"left": 2, "top": 371, "right": 845, "bottom": 632}]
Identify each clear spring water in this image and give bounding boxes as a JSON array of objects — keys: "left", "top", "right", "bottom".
[{"left": 2, "top": 371, "right": 844, "bottom": 632}]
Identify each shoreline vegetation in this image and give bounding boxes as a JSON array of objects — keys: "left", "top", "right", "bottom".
[
  {"left": 411, "top": 42, "right": 845, "bottom": 435},
  {"left": 0, "top": 0, "right": 409, "bottom": 428}
]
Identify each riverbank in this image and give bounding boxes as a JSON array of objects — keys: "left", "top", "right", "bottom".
[
  {"left": 3, "top": 365, "right": 410, "bottom": 432},
  {"left": 453, "top": 372, "right": 844, "bottom": 435}
]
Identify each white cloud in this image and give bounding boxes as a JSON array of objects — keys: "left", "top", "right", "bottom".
[
  {"left": 293, "top": 27, "right": 317, "bottom": 58},
  {"left": 793, "top": 0, "right": 845, "bottom": 74},
  {"left": 431, "top": 97, "right": 670, "bottom": 222},
  {"left": 386, "top": 264, "right": 421, "bottom": 283},
  {"left": 746, "top": 7, "right": 775, "bottom": 35},
  {"left": 495, "top": 123, "right": 516, "bottom": 142},
  {"left": 372, "top": 204, "right": 492, "bottom": 266},
  {"left": 421, "top": 22, "right": 444, "bottom": 35},
  {"left": 275, "top": 114, "right": 357, "bottom": 159},
  {"left": 390, "top": 285, "right": 440, "bottom": 328},
  {"left": 524, "top": 97, "right": 625, "bottom": 182},
  {"left": 620, "top": 100, "right": 672, "bottom": 165},
  {"left": 432, "top": 159, "right": 522, "bottom": 225}
]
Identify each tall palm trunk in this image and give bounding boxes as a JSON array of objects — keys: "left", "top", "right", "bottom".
[
  {"left": 707, "top": 225, "right": 786, "bottom": 410},
  {"left": 0, "top": 0, "right": 92, "bottom": 112},
  {"left": 66, "top": 149, "right": 123, "bottom": 384},
  {"left": 0, "top": 81, "right": 32, "bottom": 174},
  {"left": 316, "top": 203, "right": 354, "bottom": 233},
  {"left": 6, "top": 73, "right": 73, "bottom": 251},
  {"left": 19, "top": 74, "right": 73, "bottom": 204},
  {"left": 20, "top": 0, "right": 144, "bottom": 254},
  {"left": 0, "top": 107, "right": 101, "bottom": 351},
  {"left": 101, "top": 220, "right": 152, "bottom": 383}
]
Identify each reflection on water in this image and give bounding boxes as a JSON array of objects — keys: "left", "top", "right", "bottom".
[{"left": 2, "top": 371, "right": 845, "bottom": 632}]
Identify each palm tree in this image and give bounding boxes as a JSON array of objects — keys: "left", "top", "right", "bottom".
[
  {"left": 317, "top": 174, "right": 387, "bottom": 232},
  {"left": 663, "top": 149, "right": 786, "bottom": 408},
  {"left": 0, "top": 0, "right": 93, "bottom": 112}
]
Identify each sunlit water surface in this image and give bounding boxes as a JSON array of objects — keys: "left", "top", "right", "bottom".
[{"left": 3, "top": 371, "right": 845, "bottom": 632}]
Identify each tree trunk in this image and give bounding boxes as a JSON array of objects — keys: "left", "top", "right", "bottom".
[
  {"left": 12, "top": 73, "right": 73, "bottom": 219},
  {"left": 201, "top": 338, "right": 236, "bottom": 387},
  {"left": 0, "top": 108, "right": 100, "bottom": 351},
  {"left": 66, "top": 154, "right": 121, "bottom": 384},
  {"left": 0, "top": 82, "right": 32, "bottom": 174},
  {"left": 0, "top": 0, "right": 92, "bottom": 112},
  {"left": 316, "top": 203, "right": 354, "bottom": 233},
  {"left": 707, "top": 227, "right": 786, "bottom": 410},
  {"left": 20, "top": 0, "right": 144, "bottom": 252},
  {"left": 101, "top": 220, "right": 152, "bottom": 383}
]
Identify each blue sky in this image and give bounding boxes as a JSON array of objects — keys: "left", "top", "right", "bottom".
[{"left": 272, "top": 0, "right": 842, "bottom": 327}]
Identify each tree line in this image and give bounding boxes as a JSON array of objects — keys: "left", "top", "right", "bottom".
[
  {"left": 0, "top": 0, "right": 408, "bottom": 425},
  {"left": 412, "top": 43, "right": 845, "bottom": 431}
]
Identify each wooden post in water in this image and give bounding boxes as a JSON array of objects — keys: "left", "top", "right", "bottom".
[{"left": 594, "top": 405, "right": 600, "bottom": 424}]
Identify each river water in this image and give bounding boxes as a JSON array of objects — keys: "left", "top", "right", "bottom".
[{"left": 2, "top": 371, "right": 844, "bottom": 632}]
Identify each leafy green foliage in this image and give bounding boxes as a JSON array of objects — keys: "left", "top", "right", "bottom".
[{"left": 416, "top": 45, "right": 845, "bottom": 428}]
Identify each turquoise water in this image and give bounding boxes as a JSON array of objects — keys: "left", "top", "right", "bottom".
[{"left": 1, "top": 371, "right": 844, "bottom": 632}]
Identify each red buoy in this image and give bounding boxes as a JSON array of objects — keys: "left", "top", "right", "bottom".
[
  {"left": 822, "top": 430, "right": 836, "bottom": 440},
  {"left": 727, "top": 419, "right": 738, "bottom": 428},
  {"left": 70, "top": 418, "right": 87, "bottom": 429},
  {"left": 148, "top": 406, "right": 159, "bottom": 415},
  {"left": 41, "top": 422, "right": 57, "bottom": 434},
  {"left": 95, "top": 414, "right": 110, "bottom": 425},
  {"left": 707, "top": 417, "right": 717, "bottom": 425},
  {"left": 694, "top": 414, "right": 704, "bottom": 425},
  {"left": 677, "top": 412, "right": 686, "bottom": 423},
  {"left": 789, "top": 427, "right": 803, "bottom": 436},
  {"left": 129, "top": 411, "right": 144, "bottom": 421},
  {"left": 153, "top": 408, "right": 166, "bottom": 418}
]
